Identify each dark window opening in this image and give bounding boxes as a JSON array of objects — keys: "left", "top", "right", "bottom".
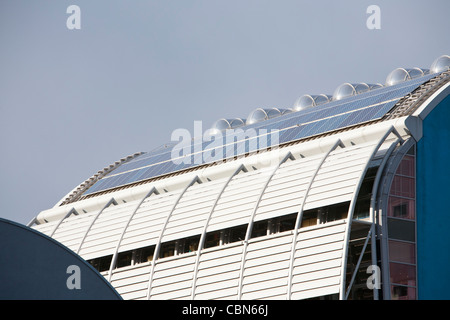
[
  {"left": 179, "top": 235, "right": 200, "bottom": 254},
  {"left": 88, "top": 255, "right": 112, "bottom": 273},
  {"left": 354, "top": 166, "right": 378, "bottom": 220},
  {"left": 387, "top": 218, "right": 415, "bottom": 242},
  {"left": 135, "top": 245, "right": 155, "bottom": 264},
  {"left": 251, "top": 220, "right": 268, "bottom": 238},
  {"left": 116, "top": 250, "right": 133, "bottom": 268},
  {"left": 159, "top": 241, "right": 176, "bottom": 258},
  {"left": 228, "top": 225, "right": 247, "bottom": 243},
  {"left": 274, "top": 213, "right": 297, "bottom": 233},
  {"left": 204, "top": 231, "right": 221, "bottom": 249},
  {"left": 301, "top": 209, "right": 318, "bottom": 228}
]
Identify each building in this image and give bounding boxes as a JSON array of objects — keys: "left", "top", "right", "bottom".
[{"left": 28, "top": 55, "right": 450, "bottom": 300}]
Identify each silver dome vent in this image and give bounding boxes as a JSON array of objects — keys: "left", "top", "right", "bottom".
[
  {"left": 209, "top": 118, "right": 245, "bottom": 135},
  {"left": 385, "top": 67, "right": 428, "bottom": 86},
  {"left": 293, "top": 94, "right": 331, "bottom": 111},
  {"left": 332, "top": 83, "right": 382, "bottom": 101},
  {"left": 245, "top": 108, "right": 290, "bottom": 125},
  {"left": 430, "top": 55, "right": 450, "bottom": 73}
]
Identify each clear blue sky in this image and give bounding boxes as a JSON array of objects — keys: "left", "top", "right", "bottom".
[{"left": 1, "top": 0, "right": 449, "bottom": 225}]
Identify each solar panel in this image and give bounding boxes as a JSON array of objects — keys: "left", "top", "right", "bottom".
[{"left": 83, "top": 72, "right": 438, "bottom": 195}]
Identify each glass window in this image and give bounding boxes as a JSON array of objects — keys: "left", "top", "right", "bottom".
[
  {"left": 396, "top": 155, "right": 415, "bottom": 177},
  {"left": 389, "top": 262, "right": 416, "bottom": 287},
  {"left": 390, "top": 176, "right": 415, "bottom": 198},
  {"left": 391, "top": 285, "right": 416, "bottom": 300},
  {"left": 389, "top": 240, "right": 416, "bottom": 264},
  {"left": 388, "top": 197, "right": 415, "bottom": 219},
  {"left": 387, "top": 218, "right": 415, "bottom": 242}
]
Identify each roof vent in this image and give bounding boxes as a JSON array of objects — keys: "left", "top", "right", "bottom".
[
  {"left": 385, "top": 67, "right": 428, "bottom": 86},
  {"left": 430, "top": 54, "right": 450, "bottom": 73},
  {"left": 293, "top": 94, "right": 331, "bottom": 111},
  {"left": 332, "top": 83, "right": 382, "bottom": 101},
  {"left": 245, "top": 108, "right": 290, "bottom": 125}
]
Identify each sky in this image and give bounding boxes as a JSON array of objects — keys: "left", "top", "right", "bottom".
[{"left": 0, "top": 0, "right": 449, "bottom": 226}]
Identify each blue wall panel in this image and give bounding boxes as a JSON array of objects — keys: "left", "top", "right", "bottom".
[{"left": 416, "top": 93, "right": 450, "bottom": 299}]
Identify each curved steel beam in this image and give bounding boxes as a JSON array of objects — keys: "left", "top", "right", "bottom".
[
  {"left": 367, "top": 137, "right": 402, "bottom": 300},
  {"left": 49, "top": 207, "right": 78, "bottom": 238}
]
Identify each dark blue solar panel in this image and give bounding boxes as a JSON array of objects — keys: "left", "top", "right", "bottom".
[{"left": 84, "top": 73, "right": 438, "bottom": 195}]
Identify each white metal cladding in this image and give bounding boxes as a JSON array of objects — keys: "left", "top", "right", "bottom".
[
  {"left": 52, "top": 210, "right": 99, "bottom": 253},
  {"left": 303, "top": 141, "right": 381, "bottom": 210},
  {"left": 78, "top": 199, "right": 142, "bottom": 260},
  {"left": 160, "top": 178, "right": 226, "bottom": 243},
  {"left": 30, "top": 122, "right": 407, "bottom": 300},
  {"left": 205, "top": 166, "right": 276, "bottom": 232},
  {"left": 117, "top": 189, "right": 182, "bottom": 252},
  {"left": 194, "top": 243, "right": 243, "bottom": 299},
  {"left": 253, "top": 152, "right": 324, "bottom": 222}
]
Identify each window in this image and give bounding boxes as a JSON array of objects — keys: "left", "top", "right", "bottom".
[
  {"left": 135, "top": 246, "right": 154, "bottom": 264},
  {"left": 275, "top": 214, "right": 297, "bottom": 233},
  {"left": 301, "top": 210, "right": 318, "bottom": 228},
  {"left": 388, "top": 197, "right": 415, "bottom": 220},
  {"left": 116, "top": 250, "right": 133, "bottom": 268},
  {"left": 88, "top": 255, "right": 112, "bottom": 273},
  {"left": 387, "top": 149, "right": 417, "bottom": 299},
  {"left": 159, "top": 241, "right": 176, "bottom": 258},
  {"left": 251, "top": 220, "right": 268, "bottom": 238},
  {"left": 228, "top": 225, "right": 247, "bottom": 243},
  {"left": 179, "top": 235, "right": 200, "bottom": 254},
  {"left": 388, "top": 240, "right": 415, "bottom": 264},
  {"left": 204, "top": 231, "right": 221, "bottom": 249}
]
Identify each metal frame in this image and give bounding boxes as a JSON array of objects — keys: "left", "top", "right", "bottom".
[
  {"left": 377, "top": 138, "right": 416, "bottom": 300},
  {"left": 287, "top": 139, "right": 344, "bottom": 299},
  {"left": 339, "top": 126, "right": 403, "bottom": 300},
  {"left": 76, "top": 197, "right": 118, "bottom": 254},
  {"left": 107, "top": 187, "right": 158, "bottom": 282},
  {"left": 190, "top": 164, "right": 247, "bottom": 299},
  {"left": 147, "top": 176, "right": 201, "bottom": 299},
  {"left": 237, "top": 151, "right": 295, "bottom": 299},
  {"left": 367, "top": 135, "right": 403, "bottom": 299}
]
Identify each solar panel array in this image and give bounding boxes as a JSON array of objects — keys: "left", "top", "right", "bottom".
[{"left": 83, "top": 73, "right": 437, "bottom": 195}]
